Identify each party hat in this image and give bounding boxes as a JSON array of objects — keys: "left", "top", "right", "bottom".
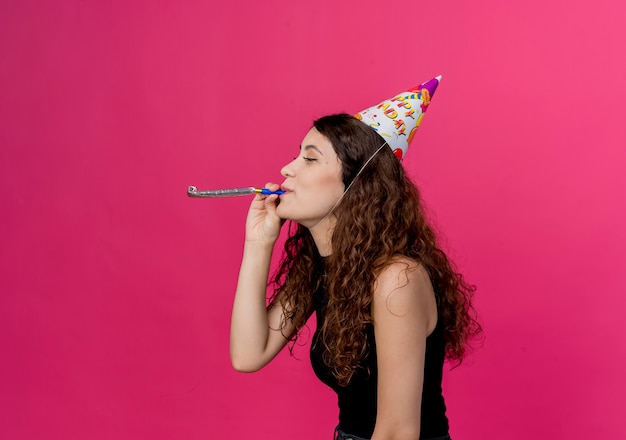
[{"left": 355, "top": 75, "right": 441, "bottom": 160}]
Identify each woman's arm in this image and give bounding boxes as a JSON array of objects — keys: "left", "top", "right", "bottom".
[
  {"left": 370, "top": 258, "right": 438, "bottom": 440},
  {"left": 229, "top": 184, "right": 296, "bottom": 372}
]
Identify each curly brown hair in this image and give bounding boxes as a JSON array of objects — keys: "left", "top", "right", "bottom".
[{"left": 268, "top": 114, "right": 481, "bottom": 386}]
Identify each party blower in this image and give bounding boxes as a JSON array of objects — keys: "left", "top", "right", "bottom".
[{"left": 187, "top": 186, "right": 285, "bottom": 198}]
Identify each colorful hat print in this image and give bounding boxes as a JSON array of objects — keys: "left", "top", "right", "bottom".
[{"left": 355, "top": 75, "right": 441, "bottom": 160}]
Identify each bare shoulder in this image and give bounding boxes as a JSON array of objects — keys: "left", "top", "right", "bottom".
[
  {"left": 373, "top": 256, "right": 434, "bottom": 303},
  {"left": 372, "top": 256, "right": 437, "bottom": 333}
]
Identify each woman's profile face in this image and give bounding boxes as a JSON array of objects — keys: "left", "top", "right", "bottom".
[{"left": 277, "top": 127, "right": 344, "bottom": 228}]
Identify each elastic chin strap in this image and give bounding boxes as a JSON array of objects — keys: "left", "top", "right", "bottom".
[{"left": 308, "top": 141, "right": 388, "bottom": 230}]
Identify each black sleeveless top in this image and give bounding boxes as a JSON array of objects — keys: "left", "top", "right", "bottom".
[{"left": 310, "top": 284, "right": 449, "bottom": 439}]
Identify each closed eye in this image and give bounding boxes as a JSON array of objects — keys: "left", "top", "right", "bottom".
[{"left": 303, "top": 156, "right": 317, "bottom": 162}]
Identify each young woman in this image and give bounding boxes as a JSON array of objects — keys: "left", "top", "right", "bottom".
[{"left": 230, "top": 110, "right": 480, "bottom": 440}]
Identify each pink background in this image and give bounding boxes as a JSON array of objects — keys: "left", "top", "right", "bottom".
[{"left": 1, "top": 1, "right": 625, "bottom": 438}]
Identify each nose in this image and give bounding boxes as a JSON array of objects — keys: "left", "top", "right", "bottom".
[{"left": 280, "top": 158, "right": 296, "bottom": 178}]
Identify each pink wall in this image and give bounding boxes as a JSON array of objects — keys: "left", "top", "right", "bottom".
[{"left": 1, "top": 1, "right": 624, "bottom": 438}]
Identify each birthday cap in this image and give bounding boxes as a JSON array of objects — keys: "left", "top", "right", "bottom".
[{"left": 355, "top": 75, "right": 441, "bottom": 160}]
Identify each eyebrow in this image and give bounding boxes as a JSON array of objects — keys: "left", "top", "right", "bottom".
[{"left": 300, "top": 144, "right": 324, "bottom": 155}]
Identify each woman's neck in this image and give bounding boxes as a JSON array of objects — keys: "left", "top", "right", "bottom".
[{"left": 307, "top": 216, "right": 335, "bottom": 257}]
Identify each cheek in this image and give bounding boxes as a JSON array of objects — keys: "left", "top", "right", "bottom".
[{"left": 318, "top": 174, "right": 344, "bottom": 201}]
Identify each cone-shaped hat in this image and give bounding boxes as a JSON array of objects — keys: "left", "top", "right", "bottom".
[{"left": 355, "top": 75, "right": 441, "bottom": 160}]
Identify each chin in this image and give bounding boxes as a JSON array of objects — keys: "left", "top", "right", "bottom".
[
  {"left": 276, "top": 209, "right": 307, "bottom": 225},
  {"left": 275, "top": 205, "right": 292, "bottom": 221}
]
